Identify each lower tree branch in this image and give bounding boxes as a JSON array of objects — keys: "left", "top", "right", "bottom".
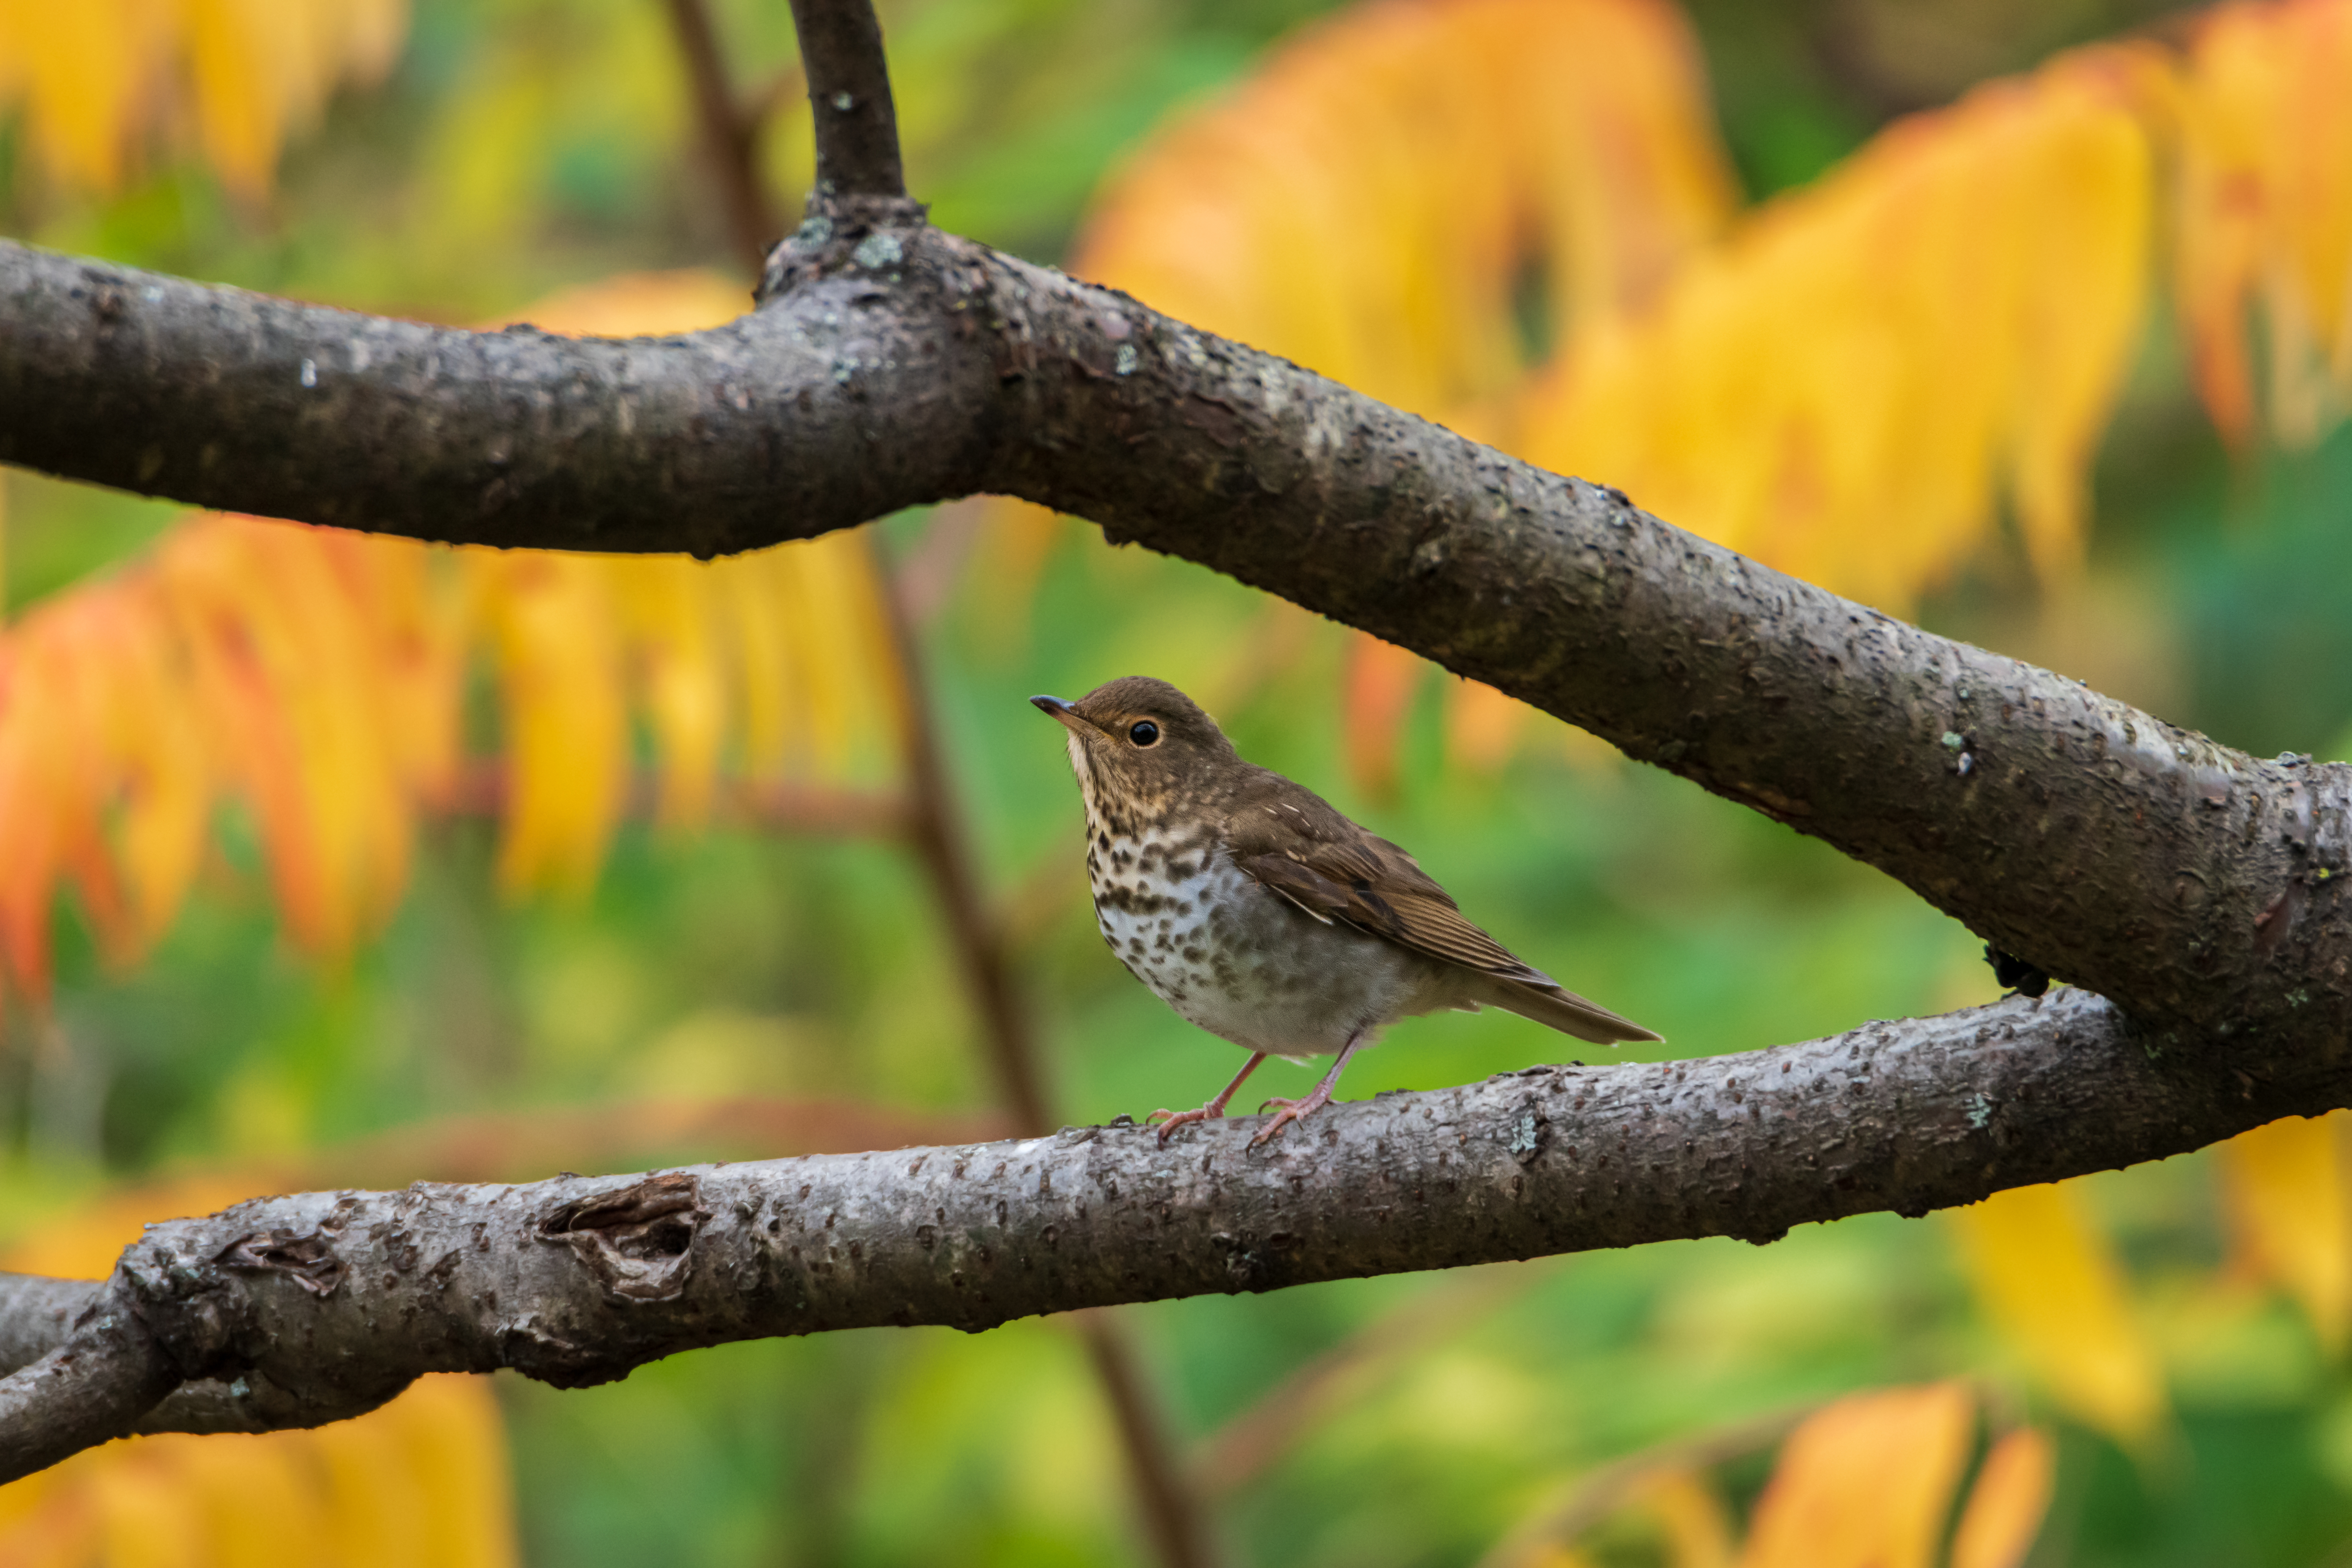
[
  {"left": 0, "top": 1283, "right": 179, "bottom": 1476},
  {"left": 0, "top": 1276, "right": 97, "bottom": 1373},
  {"left": 0, "top": 986, "right": 2326, "bottom": 1479}
]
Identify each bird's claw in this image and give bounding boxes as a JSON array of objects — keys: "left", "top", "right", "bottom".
[
  {"left": 1147, "top": 1103, "right": 1220, "bottom": 1145},
  {"left": 1249, "top": 1093, "right": 1325, "bottom": 1147}
]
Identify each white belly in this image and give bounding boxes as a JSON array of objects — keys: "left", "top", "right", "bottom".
[{"left": 1089, "top": 829, "right": 1452, "bottom": 1060}]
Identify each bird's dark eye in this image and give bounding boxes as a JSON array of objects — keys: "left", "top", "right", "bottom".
[{"left": 1128, "top": 720, "right": 1160, "bottom": 747}]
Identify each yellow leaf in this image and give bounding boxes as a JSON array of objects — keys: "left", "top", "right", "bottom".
[
  {"left": 2220, "top": 1110, "right": 2352, "bottom": 1350},
  {"left": 1080, "top": 0, "right": 1734, "bottom": 420},
  {"left": 1945, "top": 1181, "right": 2167, "bottom": 1449},
  {"left": 1736, "top": 1382, "right": 1973, "bottom": 1568},
  {"left": 160, "top": 516, "right": 425, "bottom": 957},
  {"left": 1446, "top": 679, "right": 1531, "bottom": 776},
  {"left": 474, "top": 548, "right": 628, "bottom": 900},
  {"left": 0, "top": 0, "right": 408, "bottom": 198},
  {"left": 1949, "top": 1426, "right": 2056, "bottom": 1568},
  {"left": 1638, "top": 1466, "right": 1733, "bottom": 1568},
  {"left": 606, "top": 556, "right": 726, "bottom": 832},
  {"left": 1519, "top": 45, "right": 2160, "bottom": 611},
  {"left": 0, "top": 270, "right": 899, "bottom": 977},
  {"left": 2173, "top": 0, "right": 2352, "bottom": 448}
]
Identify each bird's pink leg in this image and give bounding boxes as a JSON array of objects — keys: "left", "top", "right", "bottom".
[
  {"left": 1149, "top": 1051, "right": 1270, "bottom": 1144},
  {"left": 1251, "top": 1031, "right": 1369, "bottom": 1146}
]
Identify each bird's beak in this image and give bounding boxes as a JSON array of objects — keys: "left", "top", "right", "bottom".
[{"left": 1031, "top": 694, "right": 1094, "bottom": 736}]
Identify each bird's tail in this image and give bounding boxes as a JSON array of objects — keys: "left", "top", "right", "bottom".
[{"left": 1464, "top": 974, "right": 1661, "bottom": 1046}]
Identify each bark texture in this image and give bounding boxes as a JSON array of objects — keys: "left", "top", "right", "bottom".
[
  {"left": 5, "top": 227, "right": 2344, "bottom": 1052},
  {"left": 0, "top": 988, "right": 2317, "bottom": 1481}
]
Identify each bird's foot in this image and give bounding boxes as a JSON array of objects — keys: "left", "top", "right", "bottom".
[
  {"left": 1250, "top": 1088, "right": 1334, "bottom": 1147},
  {"left": 1147, "top": 1103, "right": 1222, "bottom": 1145}
]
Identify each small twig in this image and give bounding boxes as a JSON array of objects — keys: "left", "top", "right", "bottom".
[
  {"left": 784, "top": 0, "right": 907, "bottom": 203},
  {"left": 1076, "top": 1312, "right": 1220, "bottom": 1568},
  {"left": 443, "top": 762, "right": 910, "bottom": 840}
]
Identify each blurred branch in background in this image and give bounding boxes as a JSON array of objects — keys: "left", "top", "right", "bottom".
[
  {"left": 1191, "top": 1260, "right": 1544, "bottom": 1499},
  {"left": 1477, "top": 1399, "right": 1811, "bottom": 1568},
  {"left": 656, "top": 3, "right": 1211, "bottom": 1564}
]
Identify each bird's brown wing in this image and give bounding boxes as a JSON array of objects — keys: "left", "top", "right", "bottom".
[{"left": 1224, "top": 775, "right": 1661, "bottom": 1045}]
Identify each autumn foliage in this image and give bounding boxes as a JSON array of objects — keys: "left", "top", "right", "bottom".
[{"left": 10, "top": 0, "right": 2352, "bottom": 1560}]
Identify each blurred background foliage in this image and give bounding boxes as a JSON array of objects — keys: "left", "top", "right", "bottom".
[{"left": 6, "top": 0, "right": 2352, "bottom": 1563}]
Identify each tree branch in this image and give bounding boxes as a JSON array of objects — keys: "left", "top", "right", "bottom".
[
  {"left": 0, "top": 1283, "right": 180, "bottom": 1476},
  {"left": 786, "top": 0, "right": 906, "bottom": 203},
  {"left": 0, "top": 986, "right": 2328, "bottom": 1480},
  {"left": 2, "top": 224, "right": 2343, "bottom": 1056}
]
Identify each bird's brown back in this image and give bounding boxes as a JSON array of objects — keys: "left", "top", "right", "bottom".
[{"left": 1215, "top": 767, "right": 1557, "bottom": 988}]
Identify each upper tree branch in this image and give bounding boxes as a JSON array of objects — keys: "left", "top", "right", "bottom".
[
  {"left": 0, "top": 987, "right": 2322, "bottom": 1482},
  {"left": 1, "top": 224, "right": 2343, "bottom": 1060}
]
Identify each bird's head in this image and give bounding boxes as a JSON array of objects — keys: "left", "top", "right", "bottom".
[{"left": 1031, "top": 677, "right": 1237, "bottom": 826}]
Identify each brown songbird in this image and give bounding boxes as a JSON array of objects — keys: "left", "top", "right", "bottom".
[{"left": 1033, "top": 676, "right": 1659, "bottom": 1145}]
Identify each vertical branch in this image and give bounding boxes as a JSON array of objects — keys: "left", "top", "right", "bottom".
[
  {"left": 1076, "top": 1313, "right": 1218, "bottom": 1568},
  {"left": 863, "top": 531, "right": 1054, "bottom": 1132},
  {"left": 657, "top": 5, "right": 1209, "bottom": 1564},
  {"left": 782, "top": 0, "right": 907, "bottom": 202}
]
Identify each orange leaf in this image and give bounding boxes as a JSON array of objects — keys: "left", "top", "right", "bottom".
[
  {"left": 1342, "top": 633, "right": 1424, "bottom": 800},
  {"left": 0, "top": 271, "right": 906, "bottom": 980},
  {"left": 1735, "top": 1382, "right": 1973, "bottom": 1568},
  {"left": 1949, "top": 1426, "right": 2057, "bottom": 1568},
  {"left": 1446, "top": 679, "right": 1530, "bottom": 775},
  {"left": 1077, "top": 0, "right": 1735, "bottom": 422}
]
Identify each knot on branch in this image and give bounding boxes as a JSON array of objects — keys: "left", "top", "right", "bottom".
[
  {"left": 218, "top": 1229, "right": 348, "bottom": 1298},
  {"left": 537, "top": 1172, "right": 708, "bottom": 1303},
  {"left": 757, "top": 195, "right": 929, "bottom": 303}
]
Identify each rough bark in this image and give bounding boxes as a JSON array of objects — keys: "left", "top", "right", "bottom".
[
  {"left": 4, "top": 223, "right": 2343, "bottom": 1058},
  {"left": 0, "top": 987, "right": 2317, "bottom": 1482}
]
